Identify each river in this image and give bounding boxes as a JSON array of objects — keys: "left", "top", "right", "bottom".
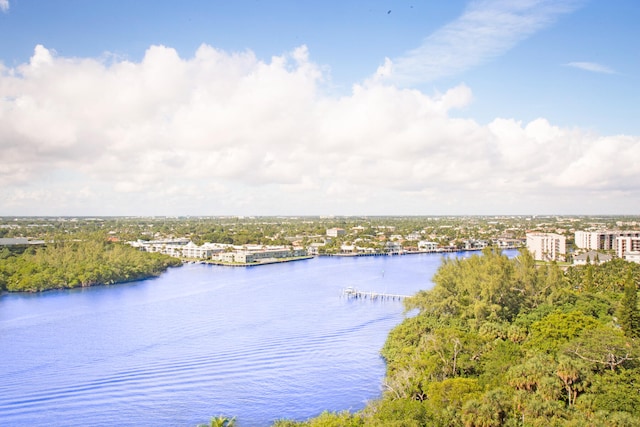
[{"left": 0, "top": 251, "right": 510, "bottom": 426}]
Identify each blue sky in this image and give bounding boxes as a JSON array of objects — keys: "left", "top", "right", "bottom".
[{"left": 1, "top": 0, "right": 639, "bottom": 216}]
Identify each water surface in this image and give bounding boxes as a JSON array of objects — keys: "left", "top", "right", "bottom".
[{"left": 0, "top": 251, "right": 497, "bottom": 426}]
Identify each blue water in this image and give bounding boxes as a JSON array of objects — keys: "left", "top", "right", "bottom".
[{"left": 0, "top": 251, "right": 503, "bottom": 426}]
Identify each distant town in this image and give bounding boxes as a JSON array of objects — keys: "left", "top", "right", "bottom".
[{"left": 1, "top": 215, "right": 639, "bottom": 266}]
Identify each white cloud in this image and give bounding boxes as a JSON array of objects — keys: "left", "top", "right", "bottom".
[
  {"left": 0, "top": 43, "right": 638, "bottom": 215},
  {"left": 0, "top": 0, "right": 9, "bottom": 13},
  {"left": 374, "top": 0, "right": 582, "bottom": 86},
  {"left": 566, "top": 61, "right": 616, "bottom": 74}
]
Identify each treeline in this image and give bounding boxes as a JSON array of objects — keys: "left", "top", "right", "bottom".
[
  {"left": 275, "top": 250, "right": 640, "bottom": 426},
  {"left": 0, "top": 237, "right": 181, "bottom": 292}
]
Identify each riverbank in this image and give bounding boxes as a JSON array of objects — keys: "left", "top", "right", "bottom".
[
  {"left": 321, "top": 246, "right": 522, "bottom": 257},
  {"left": 0, "top": 240, "right": 182, "bottom": 293},
  {"left": 200, "top": 255, "right": 314, "bottom": 267},
  {"left": 0, "top": 253, "right": 440, "bottom": 426}
]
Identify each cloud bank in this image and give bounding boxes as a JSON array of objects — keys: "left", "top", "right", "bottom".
[
  {"left": 0, "top": 0, "right": 9, "bottom": 13},
  {"left": 375, "top": 0, "right": 582, "bottom": 86},
  {"left": 0, "top": 44, "right": 638, "bottom": 215}
]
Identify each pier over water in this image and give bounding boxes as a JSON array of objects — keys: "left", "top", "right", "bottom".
[{"left": 342, "top": 287, "right": 411, "bottom": 301}]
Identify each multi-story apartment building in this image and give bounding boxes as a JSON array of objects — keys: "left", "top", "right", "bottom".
[
  {"left": 616, "top": 236, "right": 640, "bottom": 263},
  {"left": 574, "top": 230, "right": 640, "bottom": 264},
  {"left": 526, "top": 232, "right": 567, "bottom": 262},
  {"left": 575, "top": 230, "right": 640, "bottom": 251}
]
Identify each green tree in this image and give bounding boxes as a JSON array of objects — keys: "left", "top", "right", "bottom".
[
  {"left": 564, "top": 327, "right": 638, "bottom": 372},
  {"left": 618, "top": 269, "right": 640, "bottom": 338},
  {"left": 198, "top": 416, "right": 236, "bottom": 427}
]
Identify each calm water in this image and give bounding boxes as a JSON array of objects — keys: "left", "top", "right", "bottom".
[{"left": 0, "top": 251, "right": 503, "bottom": 426}]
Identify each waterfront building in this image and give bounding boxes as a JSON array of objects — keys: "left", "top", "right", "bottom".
[
  {"left": 418, "top": 241, "right": 438, "bottom": 252},
  {"left": 212, "top": 245, "right": 308, "bottom": 263},
  {"left": 130, "top": 239, "right": 304, "bottom": 262},
  {"left": 494, "top": 238, "right": 524, "bottom": 250},
  {"left": 464, "top": 239, "right": 489, "bottom": 250},
  {"left": 526, "top": 232, "right": 567, "bottom": 262},
  {"left": 306, "top": 242, "right": 325, "bottom": 256},
  {"left": 129, "top": 238, "right": 192, "bottom": 257},
  {"left": 385, "top": 241, "right": 403, "bottom": 254},
  {"left": 340, "top": 244, "right": 357, "bottom": 254},
  {"left": 180, "top": 242, "right": 226, "bottom": 259}
]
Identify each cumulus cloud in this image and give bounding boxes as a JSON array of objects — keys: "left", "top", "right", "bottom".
[
  {"left": 374, "top": 0, "right": 583, "bottom": 86},
  {"left": 566, "top": 61, "right": 616, "bottom": 74},
  {"left": 0, "top": 43, "right": 638, "bottom": 215},
  {"left": 0, "top": 0, "right": 9, "bottom": 13}
]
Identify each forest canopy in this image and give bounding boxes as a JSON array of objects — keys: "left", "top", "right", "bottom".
[{"left": 0, "top": 236, "right": 181, "bottom": 292}]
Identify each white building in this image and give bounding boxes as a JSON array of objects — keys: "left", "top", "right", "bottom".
[
  {"left": 625, "top": 252, "right": 640, "bottom": 264},
  {"left": 385, "top": 241, "right": 403, "bottom": 254},
  {"left": 464, "top": 239, "right": 489, "bottom": 250},
  {"left": 307, "top": 242, "right": 325, "bottom": 256},
  {"left": 495, "top": 238, "right": 524, "bottom": 249},
  {"left": 180, "top": 242, "right": 226, "bottom": 259},
  {"left": 418, "top": 241, "right": 438, "bottom": 252},
  {"left": 129, "top": 239, "right": 228, "bottom": 259},
  {"left": 526, "top": 232, "right": 567, "bottom": 262},
  {"left": 213, "top": 245, "right": 308, "bottom": 263},
  {"left": 573, "top": 251, "right": 612, "bottom": 266},
  {"left": 326, "top": 228, "right": 346, "bottom": 238}
]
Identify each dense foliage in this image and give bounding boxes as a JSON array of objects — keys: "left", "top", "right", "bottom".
[
  {"left": 0, "top": 237, "right": 181, "bottom": 292},
  {"left": 275, "top": 249, "right": 640, "bottom": 426}
]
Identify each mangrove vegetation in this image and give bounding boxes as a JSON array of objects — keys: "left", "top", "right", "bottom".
[{"left": 0, "top": 235, "right": 181, "bottom": 292}]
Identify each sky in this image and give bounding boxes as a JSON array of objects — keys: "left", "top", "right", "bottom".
[{"left": 1, "top": 0, "right": 639, "bottom": 216}]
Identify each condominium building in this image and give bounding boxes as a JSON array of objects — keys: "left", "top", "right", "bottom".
[
  {"left": 214, "top": 246, "right": 307, "bottom": 263},
  {"left": 616, "top": 236, "right": 640, "bottom": 264},
  {"left": 575, "top": 230, "right": 640, "bottom": 251},
  {"left": 526, "top": 232, "right": 567, "bottom": 262}
]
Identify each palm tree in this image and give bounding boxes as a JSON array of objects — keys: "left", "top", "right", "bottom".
[{"left": 197, "top": 416, "right": 236, "bottom": 427}]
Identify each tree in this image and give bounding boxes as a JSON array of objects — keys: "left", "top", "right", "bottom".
[
  {"left": 461, "top": 389, "right": 509, "bottom": 427},
  {"left": 525, "top": 311, "right": 599, "bottom": 353},
  {"left": 565, "top": 327, "right": 637, "bottom": 372},
  {"left": 198, "top": 416, "right": 236, "bottom": 427},
  {"left": 556, "top": 355, "right": 588, "bottom": 407},
  {"left": 618, "top": 269, "right": 640, "bottom": 338}
]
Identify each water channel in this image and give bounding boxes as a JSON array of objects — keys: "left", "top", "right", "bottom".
[{"left": 0, "top": 251, "right": 511, "bottom": 426}]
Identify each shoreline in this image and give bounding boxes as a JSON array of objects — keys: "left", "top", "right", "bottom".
[
  {"left": 320, "top": 246, "right": 523, "bottom": 257},
  {"left": 0, "top": 265, "right": 182, "bottom": 295},
  {"left": 197, "top": 255, "right": 314, "bottom": 267}
]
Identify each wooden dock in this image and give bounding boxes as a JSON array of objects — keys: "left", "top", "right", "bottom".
[{"left": 342, "top": 287, "right": 411, "bottom": 301}]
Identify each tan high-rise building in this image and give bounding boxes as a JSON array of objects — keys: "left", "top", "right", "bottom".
[{"left": 526, "top": 232, "right": 567, "bottom": 262}]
